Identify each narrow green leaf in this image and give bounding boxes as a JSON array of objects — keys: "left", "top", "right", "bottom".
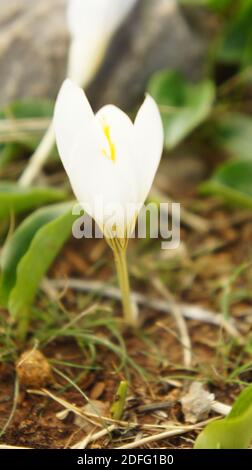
[
  {"left": 200, "top": 159, "right": 252, "bottom": 208},
  {"left": 2, "top": 202, "right": 76, "bottom": 339},
  {"left": 0, "top": 182, "right": 67, "bottom": 221},
  {"left": 148, "top": 70, "right": 215, "bottom": 149},
  {"left": 0, "top": 203, "right": 74, "bottom": 307},
  {"left": 111, "top": 380, "right": 128, "bottom": 420}
]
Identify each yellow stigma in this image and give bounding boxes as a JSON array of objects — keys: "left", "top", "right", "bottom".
[{"left": 102, "top": 123, "right": 116, "bottom": 162}]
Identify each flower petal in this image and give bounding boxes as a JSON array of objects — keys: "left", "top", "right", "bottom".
[
  {"left": 95, "top": 105, "right": 134, "bottom": 166},
  {"left": 53, "top": 79, "right": 96, "bottom": 170},
  {"left": 67, "top": 0, "right": 138, "bottom": 90},
  {"left": 133, "top": 94, "right": 164, "bottom": 202},
  {"left": 67, "top": 37, "right": 108, "bottom": 86},
  {"left": 54, "top": 80, "right": 138, "bottom": 236},
  {"left": 67, "top": 0, "right": 138, "bottom": 39}
]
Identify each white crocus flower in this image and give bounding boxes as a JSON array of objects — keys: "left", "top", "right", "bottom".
[
  {"left": 19, "top": 0, "right": 138, "bottom": 187},
  {"left": 54, "top": 79, "right": 163, "bottom": 237},
  {"left": 53, "top": 78, "right": 164, "bottom": 326}
]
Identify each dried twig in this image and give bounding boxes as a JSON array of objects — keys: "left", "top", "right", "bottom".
[
  {"left": 211, "top": 401, "right": 231, "bottom": 416},
  {"left": 46, "top": 278, "right": 243, "bottom": 341}
]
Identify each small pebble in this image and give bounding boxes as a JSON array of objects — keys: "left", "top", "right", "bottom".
[{"left": 16, "top": 350, "right": 52, "bottom": 388}]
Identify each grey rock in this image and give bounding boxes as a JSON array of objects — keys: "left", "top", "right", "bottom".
[
  {"left": 0, "top": 0, "right": 206, "bottom": 109},
  {"left": 0, "top": 0, "right": 69, "bottom": 107},
  {"left": 91, "top": 0, "right": 206, "bottom": 110}
]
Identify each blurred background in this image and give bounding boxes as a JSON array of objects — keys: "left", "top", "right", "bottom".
[
  {"left": 1, "top": 0, "right": 252, "bottom": 198},
  {"left": 0, "top": 0, "right": 204, "bottom": 108}
]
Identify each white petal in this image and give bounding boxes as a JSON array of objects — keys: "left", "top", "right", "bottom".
[
  {"left": 133, "top": 94, "right": 164, "bottom": 202},
  {"left": 67, "top": 0, "right": 138, "bottom": 39},
  {"left": 53, "top": 79, "right": 97, "bottom": 172},
  {"left": 67, "top": 37, "right": 108, "bottom": 86},
  {"left": 67, "top": 0, "right": 138, "bottom": 88},
  {"left": 103, "top": 0, "right": 138, "bottom": 33},
  {"left": 95, "top": 104, "right": 134, "bottom": 167},
  {"left": 95, "top": 105, "right": 138, "bottom": 207}
]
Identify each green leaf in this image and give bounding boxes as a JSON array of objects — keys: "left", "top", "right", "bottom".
[
  {"left": 0, "top": 99, "right": 53, "bottom": 120},
  {"left": 200, "top": 159, "right": 252, "bottom": 208},
  {"left": 228, "top": 384, "right": 252, "bottom": 420},
  {"left": 0, "top": 99, "right": 53, "bottom": 169},
  {"left": 194, "top": 384, "right": 252, "bottom": 449},
  {"left": 0, "top": 182, "right": 67, "bottom": 221},
  {"left": 0, "top": 144, "right": 20, "bottom": 171},
  {"left": 217, "top": 0, "right": 252, "bottom": 66},
  {"left": 0, "top": 202, "right": 73, "bottom": 307},
  {"left": 8, "top": 204, "right": 76, "bottom": 332},
  {"left": 148, "top": 70, "right": 215, "bottom": 149},
  {"left": 0, "top": 202, "right": 77, "bottom": 339},
  {"left": 213, "top": 113, "right": 252, "bottom": 160}
]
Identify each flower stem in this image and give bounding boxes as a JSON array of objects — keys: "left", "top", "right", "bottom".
[
  {"left": 108, "top": 239, "right": 136, "bottom": 327},
  {"left": 18, "top": 122, "right": 55, "bottom": 187}
]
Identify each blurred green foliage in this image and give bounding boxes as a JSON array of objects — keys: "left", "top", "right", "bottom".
[
  {"left": 0, "top": 100, "right": 53, "bottom": 170},
  {"left": 200, "top": 159, "right": 252, "bottom": 207},
  {"left": 212, "top": 113, "right": 252, "bottom": 160},
  {"left": 217, "top": 0, "right": 252, "bottom": 67},
  {"left": 148, "top": 70, "right": 215, "bottom": 149},
  {"left": 148, "top": 0, "right": 252, "bottom": 209},
  {"left": 180, "top": 0, "right": 252, "bottom": 67},
  {"left": 0, "top": 182, "right": 66, "bottom": 221}
]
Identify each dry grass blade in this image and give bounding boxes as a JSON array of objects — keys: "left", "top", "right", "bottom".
[
  {"left": 117, "top": 418, "right": 217, "bottom": 449},
  {"left": 45, "top": 303, "right": 101, "bottom": 345},
  {"left": 0, "top": 377, "right": 19, "bottom": 439},
  {"left": 0, "top": 118, "right": 49, "bottom": 143},
  {"left": 152, "top": 277, "right": 192, "bottom": 368},
  {"left": 28, "top": 388, "right": 103, "bottom": 428},
  {"left": 0, "top": 444, "right": 33, "bottom": 449}
]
